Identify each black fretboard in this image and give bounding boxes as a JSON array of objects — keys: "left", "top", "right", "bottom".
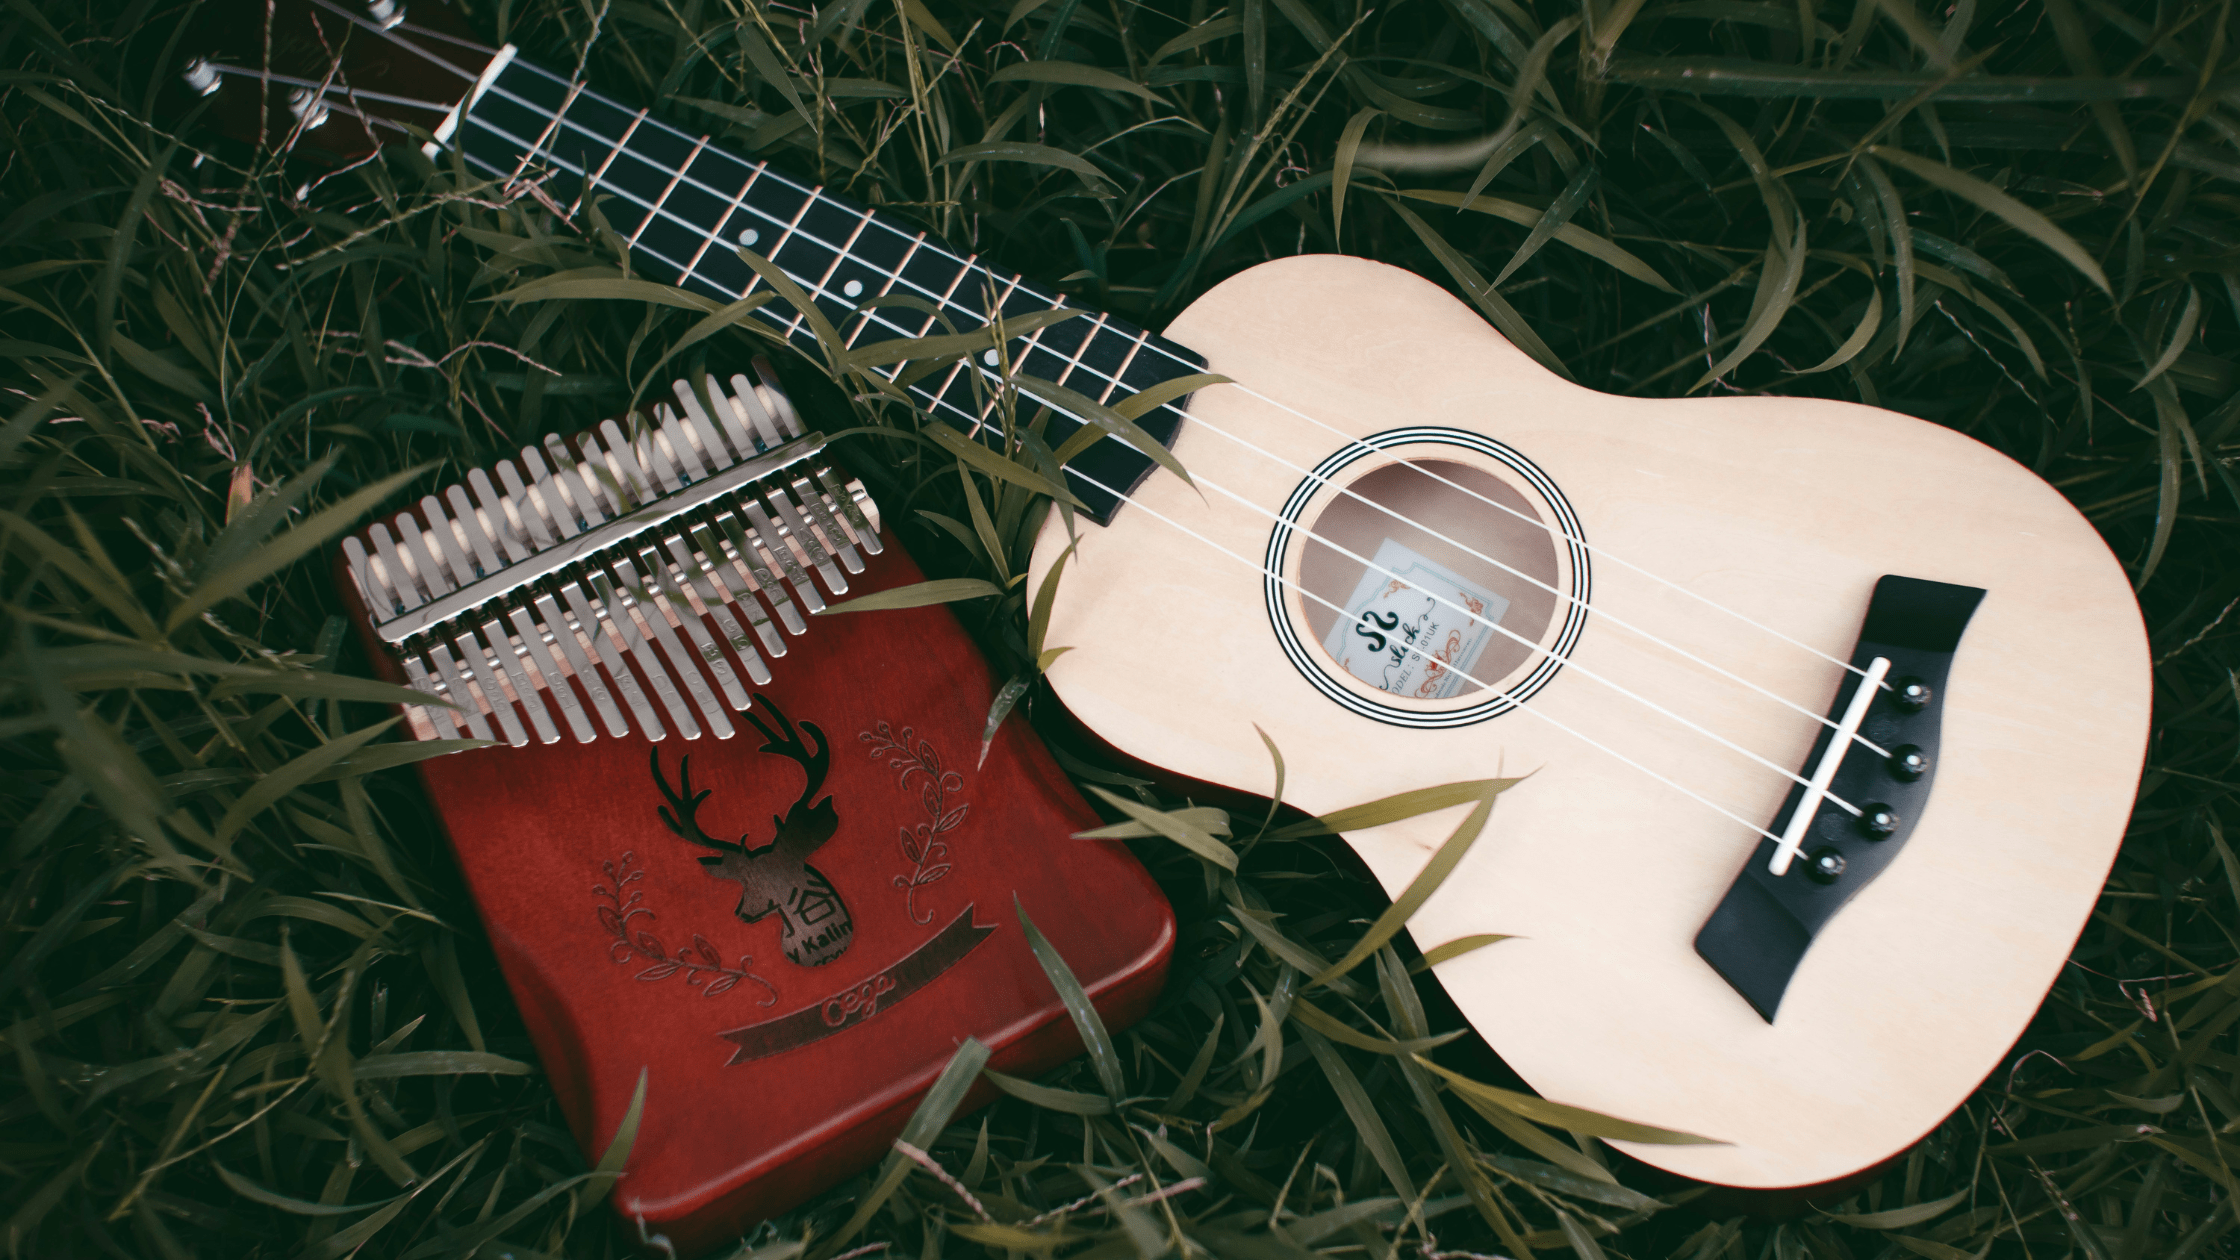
[{"left": 451, "top": 53, "right": 1200, "bottom": 525}]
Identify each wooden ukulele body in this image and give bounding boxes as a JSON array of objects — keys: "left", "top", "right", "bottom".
[{"left": 1029, "top": 253, "right": 2149, "bottom": 1190}]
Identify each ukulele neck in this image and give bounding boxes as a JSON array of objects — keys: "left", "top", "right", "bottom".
[{"left": 446, "top": 50, "right": 1200, "bottom": 524}]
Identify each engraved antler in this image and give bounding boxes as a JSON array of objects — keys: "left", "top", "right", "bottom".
[
  {"left": 742, "top": 695, "right": 838, "bottom": 858},
  {"left": 650, "top": 749, "right": 742, "bottom": 853},
  {"left": 644, "top": 700, "right": 854, "bottom": 967}
]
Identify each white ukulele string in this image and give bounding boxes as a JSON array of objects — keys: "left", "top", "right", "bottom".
[
  {"left": 1203, "top": 378, "right": 1889, "bottom": 688},
  {"left": 391, "top": 20, "right": 504, "bottom": 57},
  {"left": 439, "top": 112, "right": 1868, "bottom": 806},
  {"left": 1164, "top": 403, "right": 1892, "bottom": 757},
  {"left": 436, "top": 115, "right": 1872, "bottom": 802},
  {"left": 1051, "top": 458, "right": 1795, "bottom": 847},
  {"left": 479, "top": 53, "right": 1886, "bottom": 692},
  {"left": 303, "top": 27, "right": 1894, "bottom": 696},
  {"left": 296, "top": 105, "right": 1836, "bottom": 858},
  {"left": 241, "top": 22, "right": 1869, "bottom": 845},
  {"left": 279, "top": 38, "right": 1875, "bottom": 744},
  {"left": 1180, "top": 457, "right": 1864, "bottom": 813},
  {"left": 309, "top": 0, "right": 484, "bottom": 82},
  {"left": 197, "top": 63, "right": 458, "bottom": 113}
]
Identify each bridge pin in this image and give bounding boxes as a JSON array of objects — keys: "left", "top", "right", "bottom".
[
  {"left": 1807, "top": 847, "right": 1847, "bottom": 884},
  {"left": 1892, "top": 677, "right": 1933, "bottom": 712},
  {"left": 1858, "top": 803, "right": 1900, "bottom": 838},
  {"left": 1889, "top": 745, "right": 1930, "bottom": 781}
]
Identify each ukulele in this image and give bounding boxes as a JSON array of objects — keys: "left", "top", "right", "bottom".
[{"left": 181, "top": 0, "right": 2150, "bottom": 1202}]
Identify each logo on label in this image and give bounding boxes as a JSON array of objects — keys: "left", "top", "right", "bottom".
[
  {"left": 1321, "top": 537, "right": 1509, "bottom": 700},
  {"left": 824, "top": 972, "right": 897, "bottom": 1026}
]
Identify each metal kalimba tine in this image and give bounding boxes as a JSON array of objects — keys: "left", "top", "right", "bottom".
[
  {"left": 330, "top": 371, "right": 1172, "bottom": 1255},
  {"left": 341, "top": 364, "right": 880, "bottom": 747}
]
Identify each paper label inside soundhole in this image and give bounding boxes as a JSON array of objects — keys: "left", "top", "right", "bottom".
[{"left": 1318, "top": 537, "right": 1510, "bottom": 700}]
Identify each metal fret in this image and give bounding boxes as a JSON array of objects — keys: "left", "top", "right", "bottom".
[
  {"left": 787, "top": 208, "right": 873, "bottom": 341},
  {"left": 743, "top": 191, "right": 821, "bottom": 316},
  {"left": 463, "top": 97, "right": 1142, "bottom": 427},
  {"left": 688, "top": 164, "right": 768, "bottom": 290},
  {"left": 848, "top": 231, "right": 924, "bottom": 350},
  {"left": 964, "top": 274, "right": 1031, "bottom": 440},
  {"left": 916, "top": 253, "right": 990, "bottom": 420},
  {"left": 570, "top": 106, "right": 648, "bottom": 219},
  {"left": 922, "top": 251, "right": 979, "bottom": 337},
  {"left": 451, "top": 54, "right": 1205, "bottom": 523},
  {"left": 510, "top": 77, "right": 585, "bottom": 184},
  {"left": 1099, "top": 328, "right": 1151, "bottom": 406},
  {"left": 630, "top": 134, "right": 710, "bottom": 251},
  {"left": 1051, "top": 312, "right": 1110, "bottom": 393},
  {"left": 465, "top": 56, "right": 1202, "bottom": 409}
]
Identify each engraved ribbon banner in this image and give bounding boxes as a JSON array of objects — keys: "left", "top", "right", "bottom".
[{"left": 717, "top": 904, "right": 995, "bottom": 1064}]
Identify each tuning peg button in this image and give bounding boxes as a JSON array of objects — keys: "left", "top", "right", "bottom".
[
  {"left": 182, "top": 58, "right": 222, "bottom": 96},
  {"left": 288, "top": 88, "right": 330, "bottom": 131}
]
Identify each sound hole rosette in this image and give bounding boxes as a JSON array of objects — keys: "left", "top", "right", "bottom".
[{"left": 1262, "top": 427, "right": 1590, "bottom": 729}]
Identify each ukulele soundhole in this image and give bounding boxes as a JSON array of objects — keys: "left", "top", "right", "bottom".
[{"left": 1264, "top": 428, "right": 1589, "bottom": 728}]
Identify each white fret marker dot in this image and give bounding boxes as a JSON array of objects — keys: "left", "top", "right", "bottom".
[
  {"left": 983, "top": 349, "right": 1000, "bottom": 366},
  {"left": 842, "top": 279, "right": 864, "bottom": 298},
  {"left": 738, "top": 228, "right": 759, "bottom": 248}
]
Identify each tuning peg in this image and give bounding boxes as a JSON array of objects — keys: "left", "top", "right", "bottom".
[
  {"left": 182, "top": 58, "right": 222, "bottom": 96},
  {"left": 368, "top": 0, "right": 406, "bottom": 29},
  {"left": 288, "top": 87, "right": 330, "bottom": 131}
]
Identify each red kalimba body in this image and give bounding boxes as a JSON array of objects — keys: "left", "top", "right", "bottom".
[{"left": 337, "top": 367, "right": 1173, "bottom": 1254}]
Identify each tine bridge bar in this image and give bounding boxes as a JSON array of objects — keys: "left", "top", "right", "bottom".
[{"left": 342, "top": 372, "right": 882, "bottom": 745}]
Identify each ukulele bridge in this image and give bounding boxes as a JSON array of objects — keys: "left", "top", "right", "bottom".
[
  {"left": 1694, "top": 575, "right": 1986, "bottom": 1021},
  {"left": 340, "top": 366, "right": 881, "bottom": 748}
]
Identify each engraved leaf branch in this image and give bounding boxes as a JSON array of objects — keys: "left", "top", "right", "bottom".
[
  {"left": 593, "top": 851, "right": 778, "bottom": 1003},
  {"left": 860, "top": 722, "right": 970, "bottom": 925}
]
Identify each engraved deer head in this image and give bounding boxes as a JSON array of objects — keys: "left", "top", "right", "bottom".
[{"left": 651, "top": 697, "right": 854, "bottom": 967}]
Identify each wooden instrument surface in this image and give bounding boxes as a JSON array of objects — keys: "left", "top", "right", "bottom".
[
  {"left": 1030, "top": 253, "right": 2150, "bottom": 1189},
  {"left": 345, "top": 533, "right": 1173, "bottom": 1254}
]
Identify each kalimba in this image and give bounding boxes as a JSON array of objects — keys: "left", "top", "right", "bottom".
[{"left": 335, "top": 366, "right": 1174, "bottom": 1254}]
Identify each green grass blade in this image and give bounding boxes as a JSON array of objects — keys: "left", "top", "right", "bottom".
[
  {"left": 935, "top": 140, "right": 1112, "bottom": 192},
  {"left": 1299, "top": 1027, "right": 1417, "bottom": 1201},
  {"left": 1083, "top": 784, "right": 1240, "bottom": 870},
  {"left": 2136, "top": 283, "right": 2201, "bottom": 388},
  {"left": 1308, "top": 781, "right": 1512, "bottom": 988},
  {"left": 1869, "top": 145, "right": 2112, "bottom": 295},
  {"left": 988, "top": 60, "right": 1162, "bottom": 103},
  {"left": 1385, "top": 196, "right": 1573, "bottom": 379},
  {"left": 1332, "top": 106, "right": 1382, "bottom": 242},
  {"left": 1492, "top": 164, "right": 1599, "bottom": 288},
  {"left": 817, "top": 577, "right": 1005, "bottom": 613},
  {"left": 165, "top": 464, "right": 435, "bottom": 633},
  {"left": 1416, "top": 1056, "right": 1727, "bottom": 1144}
]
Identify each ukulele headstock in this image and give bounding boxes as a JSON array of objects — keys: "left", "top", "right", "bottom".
[{"left": 178, "top": 0, "right": 495, "bottom": 161}]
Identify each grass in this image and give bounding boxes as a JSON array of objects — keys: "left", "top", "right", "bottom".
[{"left": 4, "top": 0, "right": 2239, "bottom": 1256}]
